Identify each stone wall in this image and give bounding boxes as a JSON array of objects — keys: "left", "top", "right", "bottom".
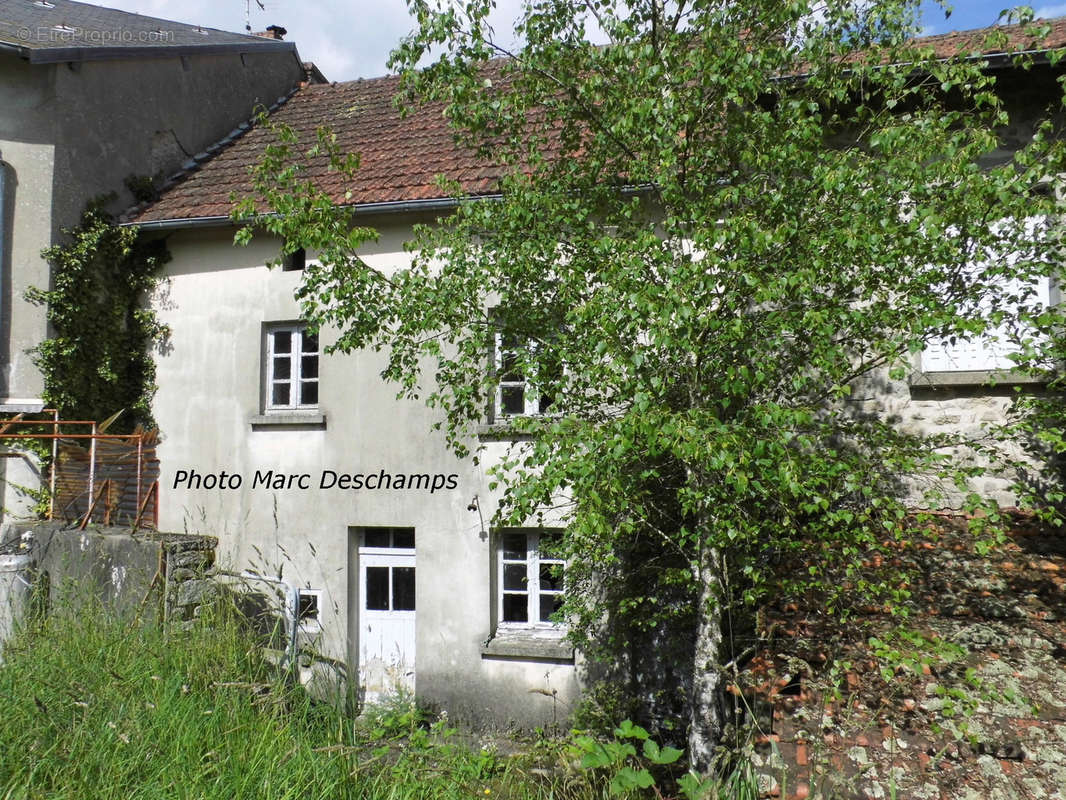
[
  {"left": 3, "top": 520, "right": 217, "bottom": 623},
  {"left": 739, "top": 515, "right": 1066, "bottom": 800}
]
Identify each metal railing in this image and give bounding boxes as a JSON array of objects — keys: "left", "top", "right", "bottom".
[{"left": 0, "top": 410, "right": 159, "bottom": 528}]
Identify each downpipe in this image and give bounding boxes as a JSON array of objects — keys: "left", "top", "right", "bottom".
[{"left": 237, "top": 571, "right": 299, "bottom": 672}]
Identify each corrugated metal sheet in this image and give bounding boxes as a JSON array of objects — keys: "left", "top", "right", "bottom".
[{"left": 53, "top": 430, "right": 159, "bottom": 528}]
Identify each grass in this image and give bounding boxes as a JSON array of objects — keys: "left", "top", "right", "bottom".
[
  {"left": 0, "top": 589, "right": 764, "bottom": 800},
  {"left": 0, "top": 593, "right": 584, "bottom": 800}
]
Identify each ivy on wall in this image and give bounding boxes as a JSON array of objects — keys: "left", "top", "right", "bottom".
[{"left": 26, "top": 202, "right": 170, "bottom": 433}]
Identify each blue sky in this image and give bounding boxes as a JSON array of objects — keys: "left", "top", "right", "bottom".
[
  {"left": 94, "top": 2, "right": 1066, "bottom": 83},
  {"left": 919, "top": 0, "right": 1066, "bottom": 35}
]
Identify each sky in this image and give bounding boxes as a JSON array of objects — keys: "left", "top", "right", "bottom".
[{"left": 91, "top": 1, "right": 1066, "bottom": 83}]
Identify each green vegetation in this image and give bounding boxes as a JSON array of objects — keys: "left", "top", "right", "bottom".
[
  {"left": 238, "top": 0, "right": 1066, "bottom": 771},
  {"left": 0, "top": 594, "right": 762, "bottom": 799},
  {"left": 0, "top": 597, "right": 515, "bottom": 799},
  {"left": 26, "top": 202, "right": 170, "bottom": 433}
]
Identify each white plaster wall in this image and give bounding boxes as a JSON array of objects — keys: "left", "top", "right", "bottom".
[{"left": 152, "top": 222, "right": 579, "bottom": 727}]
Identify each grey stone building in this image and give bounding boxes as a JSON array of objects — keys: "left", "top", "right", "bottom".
[{"left": 0, "top": 0, "right": 313, "bottom": 520}]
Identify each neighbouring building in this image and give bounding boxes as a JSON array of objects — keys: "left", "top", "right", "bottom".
[
  {"left": 121, "top": 20, "right": 1066, "bottom": 727},
  {"left": 0, "top": 0, "right": 315, "bottom": 522}
]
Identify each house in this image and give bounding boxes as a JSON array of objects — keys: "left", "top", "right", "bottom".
[
  {"left": 0, "top": 0, "right": 315, "bottom": 522},
  {"left": 121, "top": 19, "right": 1066, "bottom": 727}
]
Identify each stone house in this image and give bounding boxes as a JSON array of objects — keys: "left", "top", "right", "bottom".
[
  {"left": 120, "top": 20, "right": 1066, "bottom": 727},
  {"left": 0, "top": 0, "right": 314, "bottom": 520}
]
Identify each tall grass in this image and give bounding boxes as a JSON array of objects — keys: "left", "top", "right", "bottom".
[
  {"left": 0, "top": 593, "right": 560, "bottom": 800},
  {"left": 0, "top": 589, "right": 762, "bottom": 800}
]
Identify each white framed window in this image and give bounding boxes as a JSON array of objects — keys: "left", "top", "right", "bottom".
[
  {"left": 921, "top": 274, "right": 1052, "bottom": 373},
  {"left": 498, "top": 529, "right": 565, "bottom": 627},
  {"left": 359, "top": 527, "right": 416, "bottom": 612},
  {"left": 494, "top": 330, "right": 555, "bottom": 419},
  {"left": 297, "top": 589, "right": 323, "bottom": 633},
  {"left": 265, "top": 324, "right": 319, "bottom": 410},
  {"left": 921, "top": 217, "right": 1056, "bottom": 375}
]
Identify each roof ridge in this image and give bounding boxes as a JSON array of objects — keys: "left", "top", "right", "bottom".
[{"left": 21, "top": 0, "right": 279, "bottom": 43}]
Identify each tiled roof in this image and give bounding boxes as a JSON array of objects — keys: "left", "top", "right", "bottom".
[
  {"left": 914, "top": 15, "right": 1066, "bottom": 59},
  {"left": 0, "top": 0, "right": 293, "bottom": 62},
  {"left": 126, "top": 18, "right": 1066, "bottom": 226},
  {"left": 126, "top": 71, "right": 509, "bottom": 225}
]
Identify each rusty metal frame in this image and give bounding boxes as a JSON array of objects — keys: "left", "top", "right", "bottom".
[{"left": 0, "top": 410, "right": 158, "bottom": 528}]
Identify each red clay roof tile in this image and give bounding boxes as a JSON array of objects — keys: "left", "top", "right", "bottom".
[{"left": 126, "top": 18, "right": 1066, "bottom": 225}]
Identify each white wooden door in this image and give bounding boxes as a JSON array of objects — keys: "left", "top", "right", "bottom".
[{"left": 358, "top": 536, "right": 416, "bottom": 703}]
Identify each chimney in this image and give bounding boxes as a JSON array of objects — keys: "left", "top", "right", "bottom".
[{"left": 254, "top": 24, "right": 287, "bottom": 40}]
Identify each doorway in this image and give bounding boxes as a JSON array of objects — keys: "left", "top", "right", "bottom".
[{"left": 351, "top": 527, "right": 416, "bottom": 703}]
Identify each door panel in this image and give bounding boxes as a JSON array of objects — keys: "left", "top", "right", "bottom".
[{"left": 358, "top": 550, "right": 416, "bottom": 702}]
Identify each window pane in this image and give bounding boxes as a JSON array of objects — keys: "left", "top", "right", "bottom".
[
  {"left": 364, "top": 530, "right": 390, "bottom": 548},
  {"left": 540, "top": 562, "right": 564, "bottom": 591},
  {"left": 301, "top": 355, "right": 318, "bottom": 379},
  {"left": 302, "top": 330, "right": 318, "bottom": 353},
  {"left": 500, "top": 352, "right": 523, "bottom": 381},
  {"left": 501, "top": 386, "right": 525, "bottom": 415},
  {"left": 503, "top": 593, "right": 528, "bottom": 622},
  {"left": 272, "top": 331, "right": 292, "bottom": 353},
  {"left": 392, "top": 567, "right": 415, "bottom": 611},
  {"left": 298, "top": 593, "right": 319, "bottom": 621},
  {"left": 504, "top": 563, "right": 527, "bottom": 591},
  {"left": 271, "top": 383, "right": 290, "bottom": 406},
  {"left": 273, "top": 357, "right": 291, "bottom": 380},
  {"left": 300, "top": 381, "right": 318, "bottom": 406},
  {"left": 539, "top": 593, "right": 564, "bottom": 623},
  {"left": 365, "top": 567, "right": 389, "bottom": 610},
  {"left": 539, "top": 533, "right": 565, "bottom": 559},
  {"left": 392, "top": 529, "right": 415, "bottom": 549},
  {"left": 502, "top": 533, "right": 526, "bottom": 561}
]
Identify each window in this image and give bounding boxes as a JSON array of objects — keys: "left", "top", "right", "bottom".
[
  {"left": 493, "top": 329, "right": 557, "bottom": 419},
  {"left": 921, "top": 217, "right": 1055, "bottom": 376},
  {"left": 360, "top": 527, "right": 416, "bottom": 550},
  {"left": 265, "top": 324, "right": 319, "bottom": 410},
  {"left": 282, "top": 247, "right": 306, "bottom": 272},
  {"left": 921, "top": 275, "right": 1052, "bottom": 373},
  {"left": 360, "top": 527, "right": 416, "bottom": 612},
  {"left": 297, "top": 589, "right": 323, "bottom": 632},
  {"left": 498, "top": 529, "right": 564, "bottom": 626}
]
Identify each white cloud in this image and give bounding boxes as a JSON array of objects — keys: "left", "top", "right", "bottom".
[
  {"left": 1034, "top": 4, "right": 1066, "bottom": 18},
  {"left": 81, "top": 0, "right": 651, "bottom": 81}
]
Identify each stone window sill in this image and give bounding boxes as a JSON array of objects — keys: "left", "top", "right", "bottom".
[
  {"left": 909, "top": 369, "right": 1051, "bottom": 389},
  {"left": 480, "top": 629, "right": 574, "bottom": 662},
  {"left": 250, "top": 412, "right": 326, "bottom": 429}
]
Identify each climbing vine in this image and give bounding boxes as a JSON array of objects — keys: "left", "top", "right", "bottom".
[{"left": 26, "top": 201, "right": 170, "bottom": 433}]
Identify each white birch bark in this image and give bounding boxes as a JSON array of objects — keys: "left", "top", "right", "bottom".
[{"left": 688, "top": 545, "right": 725, "bottom": 774}]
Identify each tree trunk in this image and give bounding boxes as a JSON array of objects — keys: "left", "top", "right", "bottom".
[{"left": 688, "top": 545, "right": 725, "bottom": 774}]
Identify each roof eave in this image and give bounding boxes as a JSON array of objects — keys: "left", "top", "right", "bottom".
[
  {"left": 0, "top": 41, "right": 30, "bottom": 59},
  {"left": 125, "top": 195, "right": 496, "bottom": 231}
]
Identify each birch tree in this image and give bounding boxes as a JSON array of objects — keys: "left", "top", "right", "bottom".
[{"left": 240, "top": 0, "right": 1066, "bottom": 771}]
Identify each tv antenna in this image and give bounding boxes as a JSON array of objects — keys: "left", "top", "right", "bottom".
[{"left": 244, "top": 0, "right": 266, "bottom": 33}]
